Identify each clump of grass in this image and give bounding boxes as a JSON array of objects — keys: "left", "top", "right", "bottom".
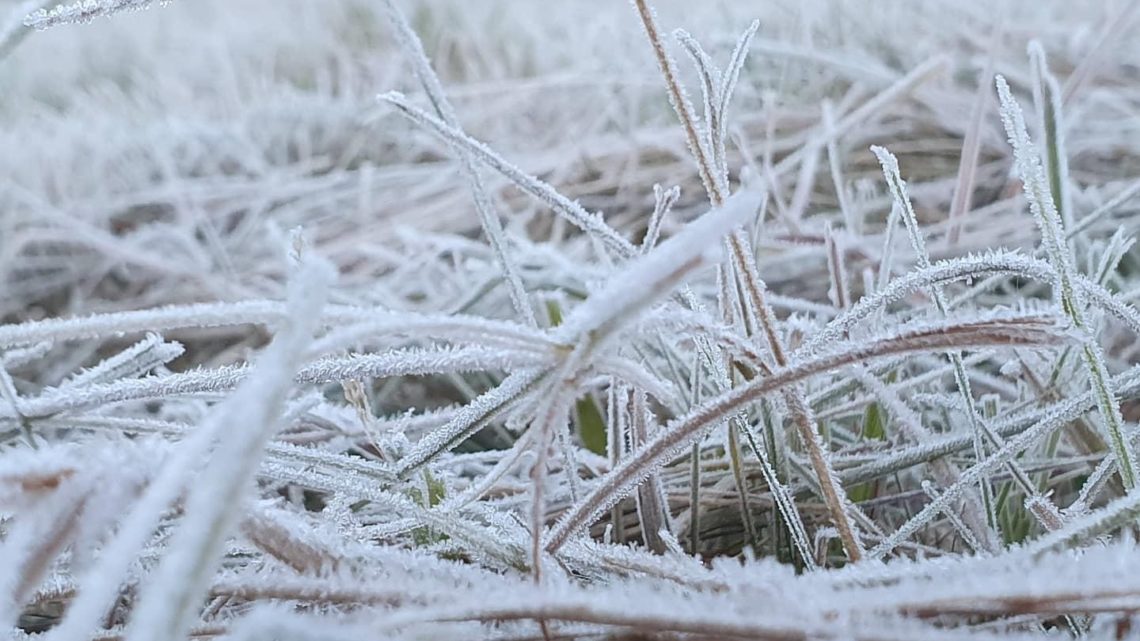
[{"left": 2, "top": 1, "right": 1140, "bottom": 640}]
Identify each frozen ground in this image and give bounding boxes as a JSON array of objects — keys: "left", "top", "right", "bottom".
[{"left": 2, "top": 0, "right": 1140, "bottom": 639}]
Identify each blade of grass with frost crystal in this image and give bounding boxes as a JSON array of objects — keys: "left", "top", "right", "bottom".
[
  {"left": 632, "top": 0, "right": 720, "bottom": 203},
  {"left": 528, "top": 381, "right": 574, "bottom": 583},
  {"left": 738, "top": 416, "right": 816, "bottom": 569},
  {"left": 1033, "top": 232, "right": 1132, "bottom": 480},
  {"left": 310, "top": 312, "right": 554, "bottom": 356},
  {"left": 673, "top": 21, "right": 758, "bottom": 195},
  {"left": 0, "top": 342, "right": 51, "bottom": 370},
  {"left": 733, "top": 264, "right": 867, "bottom": 562},
  {"left": 724, "top": 422, "right": 759, "bottom": 556},
  {"left": 687, "top": 366, "right": 701, "bottom": 555},
  {"left": 10, "top": 345, "right": 558, "bottom": 421},
  {"left": 1073, "top": 420, "right": 1140, "bottom": 513},
  {"left": 630, "top": 389, "right": 671, "bottom": 554},
  {"left": 920, "top": 481, "right": 984, "bottom": 553},
  {"left": 56, "top": 334, "right": 181, "bottom": 390},
  {"left": 642, "top": 184, "right": 680, "bottom": 254},
  {"left": 875, "top": 199, "right": 905, "bottom": 293},
  {"left": 380, "top": 0, "right": 534, "bottom": 326},
  {"left": 608, "top": 381, "right": 628, "bottom": 546},
  {"left": 995, "top": 74, "right": 1138, "bottom": 490},
  {"left": 630, "top": 2, "right": 788, "bottom": 394},
  {"left": 546, "top": 313, "right": 1074, "bottom": 551},
  {"left": 0, "top": 300, "right": 548, "bottom": 350},
  {"left": 697, "top": 147, "right": 859, "bottom": 565},
  {"left": 297, "top": 346, "right": 556, "bottom": 383},
  {"left": 782, "top": 389, "right": 866, "bottom": 562},
  {"left": 798, "top": 249, "right": 1140, "bottom": 358},
  {"left": 550, "top": 188, "right": 760, "bottom": 551},
  {"left": 0, "top": 364, "right": 33, "bottom": 447},
  {"left": 262, "top": 461, "right": 532, "bottom": 570},
  {"left": 123, "top": 255, "right": 333, "bottom": 641},
  {"left": 1028, "top": 489, "right": 1140, "bottom": 555},
  {"left": 0, "top": 300, "right": 289, "bottom": 347},
  {"left": 240, "top": 505, "right": 346, "bottom": 576},
  {"left": 673, "top": 29, "right": 723, "bottom": 192},
  {"left": 396, "top": 367, "right": 549, "bottom": 477},
  {"left": 715, "top": 266, "right": 760, "bottom": 552},
  {"left": 715, "top": 20, "right": 759, "bottom": 166},
  {"left": 442, "top": 427, "right": 536, "bottom": 509},
  {"left": 1091, "top": 230, "right": 1134, "bottom": 287},
  {"left": 1028, "top": 43, "right": 1074, "bottom": 235},
  {"left": 406, "top": 191, "right": 759, "bottom": 495},
  {"left": 691, "top": 142, "right": 839, "bottom": 560},
  {"left": 378, "top": 92, "right": 636, "bottom": 259}
]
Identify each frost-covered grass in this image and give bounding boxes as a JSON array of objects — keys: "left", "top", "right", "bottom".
[{"left": 2, "top": 0, "right": 1140, "bottom": 639}]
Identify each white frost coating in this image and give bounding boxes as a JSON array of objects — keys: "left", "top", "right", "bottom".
[
  {"left": 396, "top": 367, "right": 546, "bottom": 476},
  {"left": 0, "top": 300, "right": 550, "bottom": 351},
  {"left": 994, "top": 76, "right": 1080, "bottom": 309},
  {"left": 24, "top": 0, "right": 171, "bottom": 30},
  {"left": 0, "top": 300, "right": 287, "bottom": 348},
  {"left": 123, "top": 257, "right": 333, "bottom": 641},
  {"left": 553, "top": 188, "right": 763, "bottom": 345},
  {"left": 59, "top": 333, "right": 183, "bottom": 389},
  {"left": 296, "top": 346, "right": 553, "bottom": 383}
]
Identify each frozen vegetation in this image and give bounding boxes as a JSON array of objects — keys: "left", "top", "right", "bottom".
[{"left": 2, "top": 0, "right": 1140, "bottom": 638}]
